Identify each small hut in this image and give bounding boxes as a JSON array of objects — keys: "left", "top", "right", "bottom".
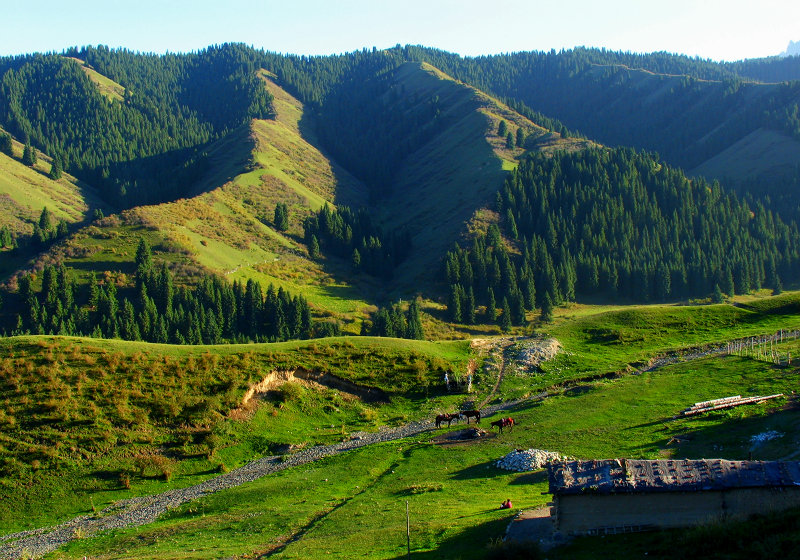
[{"left": 547, "top": 459, "right": 800, "bottom": 535}]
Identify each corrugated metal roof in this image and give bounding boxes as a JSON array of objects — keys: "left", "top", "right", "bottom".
[{"left": 548, "top": 459, "right": 800, "bottom": 495}]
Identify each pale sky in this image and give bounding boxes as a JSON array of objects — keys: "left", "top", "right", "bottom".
[{"left": 3, "top": 0, "right": 799, "bottom": 61}]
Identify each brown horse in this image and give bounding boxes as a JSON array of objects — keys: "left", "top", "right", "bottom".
[
  {"left": 435, "top": 412, "right": 462, "bottom": 429},
  {"left": 461, "top": 410, "right": 481, "bottom": 424},
  {"left": 490, "top": 417, "right": 515, "bottom": 433}
]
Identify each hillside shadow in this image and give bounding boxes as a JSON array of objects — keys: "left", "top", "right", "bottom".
[
  {"left": 83, "top": 126, "right": 252, "bottom": 210},
  {"left": 625, "top": 403, "right": 800, "bottom": 460},
  {"left": 450, "top": 459, "right": 504, "bottom": 481},
  {"left": 297, "top": 108, "right": 370, "bottom": 209},
  {"left": 509, "top": 470, "right": 548, "bottom": 486},
  {"left": 387, "top": 516, "right": 512, "bottom": 560}
]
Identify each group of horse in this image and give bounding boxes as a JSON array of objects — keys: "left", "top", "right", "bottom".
[{"left": 434, "top": 410, "right": 515, "bottom": 433}]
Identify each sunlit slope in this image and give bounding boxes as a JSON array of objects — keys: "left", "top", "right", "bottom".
[
  {"left": 64, "top": 57, "right": 125, "bottom": 102},
  {"left": 379, "top": 62, "right": 591, "bottom": 287},
  {"left": 58, "top": 76, "right": 374, "bottom": 321},
  {"left": 0, "top": 131, "right": 107, "bottom": 238}
]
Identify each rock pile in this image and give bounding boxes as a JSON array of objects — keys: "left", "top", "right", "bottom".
[{"left": 496, "top": 449, "right": 563, "bottom": 472}]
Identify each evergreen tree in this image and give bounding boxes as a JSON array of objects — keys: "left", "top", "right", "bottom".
[
  {"left": 38, "top": 207, "right": 52, "bottom": 231},
  {"left": 135, "top": 237, "right": 153, "bottom": 274},
  {"left": 541, "top": 293, "right": 554, "bottom": 323},
  {"left": 497, "top": 120, "right": 507, "bottom": 137},
  {"left": 49, "top": 156, "right": 63, "bottom": 180},
  {"left": 405, "top": 298, "right": 424, "bottom": 340},
  {"left": 506, "top": 131, "right": 515, "bottom": 149},
  {"left": 309, "top": 235, "right": 320, "bottom": 259},
  {"left": 516, "top": 127, "right": 526, "bottom": 148},
  {"left": 274, "top": 202, "right": 289, "bottom": 231},
  {"left": 0, "top": 133, "right": 12, "bottom": 157},
  {"left": 711, "top": 284, "right": 724, "bottom": 303},
  {"left": 22, "top": 144, "right": 37, "bottom": 166},
  {"left": 486, "top": 287, "right": 497, "bottom": 323},
  {"left": 499, "top": 297, "right": 512, "bottom": 332}
]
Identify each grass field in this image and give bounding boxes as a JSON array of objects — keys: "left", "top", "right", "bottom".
[
  {"left": 42, "top": 321, "right": 800, "bottom": 558},
  {"left": 0, "top": 293, "right": 798, "bottom": 559},
  {"left": 0, "top": 133, "right": 107, "bottom": 236}
]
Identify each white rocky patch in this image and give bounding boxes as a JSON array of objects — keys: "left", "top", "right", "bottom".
[
  {"left": 496, "top": 448, "right": 563, "bottom": 472},
  {"left": 750, "top": 430, "right": 783, "bottom": 445}
]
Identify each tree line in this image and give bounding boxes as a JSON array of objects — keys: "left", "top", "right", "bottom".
[
  {"left": 303, "top": 204, "right": 412, "bottom": 279},
  {"left": 445, "top": 147, "right": 800, "bottom": 322},
  {"left": 2, "top": 239, "right": 315, "bottom": 344},
  {"left": 0, "top": 44, "right": 274, "bottom": 207}
]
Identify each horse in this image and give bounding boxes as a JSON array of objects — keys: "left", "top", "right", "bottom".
[
  {"left": 461, "top": 410, "right": 481, "bottom": 424},
  {"left": 435, "top": 412, "right": 462, "bottom": 429},
  {"left": 490, "top": 417, "right": 515, "bottom": 433}
]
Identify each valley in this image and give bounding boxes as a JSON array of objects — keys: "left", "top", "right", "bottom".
[{"left": 1, "top": 43, "right": 800, "bottom": 558}]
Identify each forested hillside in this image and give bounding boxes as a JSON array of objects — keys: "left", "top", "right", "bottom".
[
  {"left": 445, "top": 148, "right": 800, "bottom": 327},
  {"left": 0, "top": 45, "right": 274, "bottom": 206},
  {"left": 3, "top": 43, "right": 800, "bottom": 324}
]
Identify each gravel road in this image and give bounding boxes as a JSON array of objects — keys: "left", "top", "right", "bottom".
[
  {"left": 2, "top": 331, "right": 784, "bottom": 559},
  {"left": 0, "top": 401, "right": 525, "bottom": 559}
]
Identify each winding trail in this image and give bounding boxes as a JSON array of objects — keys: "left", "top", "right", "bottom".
[
  {"left": 0, "top": 331, "right": 790, "bottom": 559},
  {"left": 0, "top": 403, "right": 522, "bottom": 559}
]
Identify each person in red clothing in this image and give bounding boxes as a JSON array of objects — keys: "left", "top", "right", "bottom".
[{"left": 500, "top": 499, "right": 512, "bottom": 509}]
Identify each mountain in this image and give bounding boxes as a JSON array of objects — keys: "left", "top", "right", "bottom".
[
  {"left": 3, "top": 43, "right": 800, "bottom": 341},
  {"left": 782, "top": 40, "right": 800, "bottom": 57}
]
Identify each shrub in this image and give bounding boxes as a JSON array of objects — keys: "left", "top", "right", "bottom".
[{"left": 276, "top": 382, "right": 304, "bottom": 403}]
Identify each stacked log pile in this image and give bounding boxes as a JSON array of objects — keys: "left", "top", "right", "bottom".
[{"left": 675, "top": 394, "right": 784, "bottom": 418}]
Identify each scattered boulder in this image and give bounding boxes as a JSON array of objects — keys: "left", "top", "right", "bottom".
[{"left": 496, "top": 449, "right": 563, "bottom": 472}]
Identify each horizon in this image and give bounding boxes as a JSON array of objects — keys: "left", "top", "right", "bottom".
[{"left": 3, "top": 0, "right": 800, "bottom": 62}]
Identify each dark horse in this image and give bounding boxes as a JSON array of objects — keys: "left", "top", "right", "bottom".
[
  {"left": 435, "top": 412, "right": 462, "bottom": 429},
  {"left": 490, "top": 417, "right": 515, "bottom": 433},
  {"left": 461, "top": 410, "right": 481, "bottom": 424}
]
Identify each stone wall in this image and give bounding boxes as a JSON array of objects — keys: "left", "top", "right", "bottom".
[{"left": 553, "top": 488, "right": 800, "bottom": 535}]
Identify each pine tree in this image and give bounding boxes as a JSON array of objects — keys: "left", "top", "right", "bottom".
[
  {"left": 541, "top": 294, "right": 554, "bottom": 323},
  {"left": 405, "top": 298, "right": 423, "bottom": 340},
  {"left": 39, "top": 207, "right": 52, "bottom": 231},
  {"left": 309, "top": 235, "right": 320, "bottom": 259},
  {"left": 486, "top": 287, "right": 497, "bottom": 323},
  {"left": 497, "top": 120, "right": 507, "bottom": 137},
  {"left": 516, "top": 127, "right": 525, "bottom": 148},
  {"left": 499, "top": 297, "right": 512, "bottom": 332},
  {"left": 506, "top": 131, "right": 515, "bottom": 149},
  {"left": 274, "top": 202, "right": 289, "bottom": 231},
  {"left": 135, "top": 237, "right": 153, "bottom": 274},
  {"left": 49, "top": 156, "right": 63, "bottom": 180},
  {"left": 0, "top": 133, "right": 12, "bottom": 157},
  {"left": 22, "top": 144, "right": 37, "bottom": 166}
]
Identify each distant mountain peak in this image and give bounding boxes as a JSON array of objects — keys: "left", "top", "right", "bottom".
[{"left": 780, "top": 39, "right": 800, "bottom": 57}]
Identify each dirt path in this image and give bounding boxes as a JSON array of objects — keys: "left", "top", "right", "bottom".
[
  {"left": 1, "top": 332, "right": 787, "bottom": 559},
  {"left": 0, "top": 400, "right": 524, "bottom": 559}
]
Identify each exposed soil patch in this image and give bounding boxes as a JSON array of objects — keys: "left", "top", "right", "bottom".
[
  {"left": 240, "top": 368, "right": 389, "bottom": 407},
  {"left": 432, "top": 427, "right": 488, "bottom": 445}
]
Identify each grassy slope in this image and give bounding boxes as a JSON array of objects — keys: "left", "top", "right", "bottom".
[
  {"left": 64, "top": 57, "right": 125, "bottom": 102},
  {"left": 0, "top": 335, "right": 471, "bottom": 534},
  {"left": 46, "top": 76, "right": 376, "bottom": 325},
  {"left": 691, "top": 126, "right": 800, "bottom": 182},
  {"left": 379, "top": 62, "right": 591, "bottom": 289},
  {"left": 40, "top": 294, "right": 800, "bottom": 559},
  {"left": 0, "top": 132, "right": 107, "bottom": 237}
]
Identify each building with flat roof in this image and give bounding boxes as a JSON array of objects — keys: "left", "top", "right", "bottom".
[{"left": 547, "top": 459, "right": 800, "bottom": 535}]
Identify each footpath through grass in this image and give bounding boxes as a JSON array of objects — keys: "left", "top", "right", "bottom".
[
  {"left": 0, "top": 336, "right": 471, "bottom": 534},
  {"left": 48, "top": 343, "right": 800, "bottom": 559}
]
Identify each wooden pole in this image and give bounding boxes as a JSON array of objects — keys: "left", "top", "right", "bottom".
[{"left": 406, "top": 500, "right": 411, "bottom": 559}]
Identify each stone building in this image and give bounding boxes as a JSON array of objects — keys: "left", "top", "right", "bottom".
[{"left": 547, "top": 459, "right": 800, "bottom": 535}]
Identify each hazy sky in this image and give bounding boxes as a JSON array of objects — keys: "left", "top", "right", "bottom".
[{"left": 4, "top": 0, "right": 799, "bottom": 61}]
